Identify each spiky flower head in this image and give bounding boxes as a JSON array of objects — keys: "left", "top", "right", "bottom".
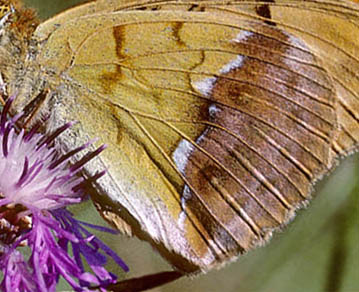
[{"left": 0, "top": 97, "right": 128, "bottom": 292}]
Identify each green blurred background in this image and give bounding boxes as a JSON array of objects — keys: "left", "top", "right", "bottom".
[{"left": 21, "top": 1, "right": 359, "bottom": 291}]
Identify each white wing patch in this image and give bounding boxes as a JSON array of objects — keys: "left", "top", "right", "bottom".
[
  {"left": 219, "top": 55, "right": 244, "bottom": 74},
  {"left": 193, "top": 77, "right": 217, "bottom": 97},
  {"left": 172, "top": 139, "right": 195, "bottom": 174},
  {"left": 232, "top": 30, "right": 253, "bottom": 43}
]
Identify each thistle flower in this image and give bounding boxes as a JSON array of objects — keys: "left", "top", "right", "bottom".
[{"left": 0, "top": 97, "right": 128, "bottom": 292}]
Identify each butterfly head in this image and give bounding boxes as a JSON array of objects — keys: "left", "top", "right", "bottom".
[
  {"left": 0, "top": 0, "right": 38, "bottom": 37},
  {"left": 0, "top": 1, "right": 13, "bottom": 31},
  {"left": 0, "top": 0, "right": 39, "bottom": 107}
]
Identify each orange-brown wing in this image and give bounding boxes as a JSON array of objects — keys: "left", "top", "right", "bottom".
[{"left": 26, "top": 0, "right": 358, "bottom": 272}]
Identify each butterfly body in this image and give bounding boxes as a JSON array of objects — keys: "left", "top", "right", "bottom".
[{"left": 0, "top": 0, "right": 358, "bottom": 274}]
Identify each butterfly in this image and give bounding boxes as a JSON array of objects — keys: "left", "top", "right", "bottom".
[{"left": 1, "top": 0, "right": 359, "bottom": 290}]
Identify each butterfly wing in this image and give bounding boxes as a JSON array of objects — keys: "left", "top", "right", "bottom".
[
  {"left": 28, "top": 1, "right": 358, "bottom": 272},
  {"left": 258, "top": 0, "right": 359, "bottom": 154}
]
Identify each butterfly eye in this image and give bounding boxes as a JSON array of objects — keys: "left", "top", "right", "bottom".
[{"left": 0, "top": 4, "right": 13, "bottom": 28}]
